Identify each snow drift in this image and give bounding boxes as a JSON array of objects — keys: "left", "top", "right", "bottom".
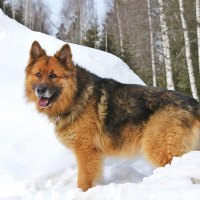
[{"left": 0, "top": 10, "right": 200, "bottom": 200}]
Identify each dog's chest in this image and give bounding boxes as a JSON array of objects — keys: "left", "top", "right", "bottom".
[{"left": 54, "top": 118, "right": 77, "bottom": 148}]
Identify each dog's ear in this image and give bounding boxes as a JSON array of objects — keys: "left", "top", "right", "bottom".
[
  {"left": 55, "top": 44, "right": 73, "bottom": 69},
  {"left": 30, "top": 41, "right": 46, "bottom": 61}
]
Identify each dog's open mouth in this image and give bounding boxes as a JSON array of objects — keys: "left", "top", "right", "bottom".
[
  {"left": 38, "top": 93, "right": 58, "bottom": 108},
  {"left": 38, "top": 96, "right": 51, "bottom": 108}
]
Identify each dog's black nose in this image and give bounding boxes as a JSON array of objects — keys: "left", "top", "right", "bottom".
[{"left": 36, "top": 85, "right": 47, "bottom": 96}]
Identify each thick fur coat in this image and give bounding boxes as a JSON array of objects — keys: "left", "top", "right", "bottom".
[{"left": 25, "top": 41, "right": 200, "bottom": 191}]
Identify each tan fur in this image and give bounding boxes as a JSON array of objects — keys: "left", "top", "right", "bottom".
[
  {"left": 55, "top": 103, "right": 200, "bottom": 190},
  {"left": 25, "top": 41, "right": 200, "bottom": 191},
  {"left": 55, "top": 102, "right": 104, "bottom": 191},
  {"left": 141, "top": 106, "right": 200, "bottom": 166}
]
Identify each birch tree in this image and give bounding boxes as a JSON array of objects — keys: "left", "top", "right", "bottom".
[
  {"left": 11, "top": 0, "right": 16, "bottom": 19},
  {"left": 147, "top": 0, "right": 157, "bottom": 87},
  {"left": 61, "top": 0, "right": 95, "bottom": 44},
  {"left": 24, "top": 0, "right": 29, "bottom": 27},
  {"left": 179, "top": 0, "right": 199, "bottom": 100},
  {"left": 196, "top": 0, "right": 200, "bottom": 73},
  {"left": 104, "top": 23, "right": 108, "bottom": 52},
  {"left": 115, "top": 0, "right": 124, "bottom": 58},
  {"left": 24, "top": 0, "right": 33, "bottom": 28},
  {"left": 158, "top": 0, "right": 174, "bottom": 90}
]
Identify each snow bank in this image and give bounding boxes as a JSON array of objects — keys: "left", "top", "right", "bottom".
[{"left": 0, "top": 9, "right": 200, "bottom": 200}]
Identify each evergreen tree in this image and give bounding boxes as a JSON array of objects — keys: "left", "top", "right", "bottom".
[
  {"left": 0, "top": 0, "right": 5, "bottom": 11},
  {"left": 56, "top": 23, "right": 67, "bottom": 41},
  {"left": 82, "top": 18, "right": 99, "bottom": 48},
  {"left": 15, "top": 3, "right": 24, "bottom": 24},
  {"left": 0, "top": 0, "right": 12, "bottom": 18},
  {"left": 99, "top": 23, "right": 118, "bottom": 55},
  {"left": 4, "top": 2, "right": 12, "bottom": 18}
]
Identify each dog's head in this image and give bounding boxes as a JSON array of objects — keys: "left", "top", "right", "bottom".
[{"left": 25, "top": 41, "right": 77, "bottom": 116}]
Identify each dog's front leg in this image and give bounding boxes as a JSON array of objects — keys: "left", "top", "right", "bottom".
[{"left": 74, "top": 141, "right": 103, "bottom": 191}]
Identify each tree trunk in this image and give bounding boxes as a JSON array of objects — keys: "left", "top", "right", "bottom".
[
  {"left": 196, "top": 0, "right": 200, "bottom": 73},
  {"left": 179, "top": 0, "right": 199, "bottom": 100},
  {"left": 115, "top": 0, "right": 124, "bottom": 58},
  {"left": 105, "top": 25, "right": 108, "bottom": 52},
  {"left": 24, "top": 0, "right": 29, "bottom": 27},
  {"left": 75, "top": 10, "right": 81, "bottom": 44},
  {"left": 3, "top": 1, "right": 5, "bottom": 12},
  {"left": 147, "top": 0, "right": 157, "bottom": 87},
  {"left": 158, "top": 0, "right": 174, "bottom": 90},
  {"left": 12, "top": 0, "right": 16, "bottom": 20},
  {"left": 28, "top": 0, "right": 32, "bottom": 29}
]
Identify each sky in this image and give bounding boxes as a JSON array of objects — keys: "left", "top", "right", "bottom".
[{"left": 45, "top": 0, "right": 107, "bottom": 34}]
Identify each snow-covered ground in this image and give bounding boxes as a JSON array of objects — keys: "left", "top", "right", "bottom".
[{"left": 0, "top": 10, "right": 200, "bottom": 200}]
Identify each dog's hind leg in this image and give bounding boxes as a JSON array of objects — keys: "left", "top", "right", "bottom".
[{"left": 141, "top": 106, "right": 200, "bottom": 167}]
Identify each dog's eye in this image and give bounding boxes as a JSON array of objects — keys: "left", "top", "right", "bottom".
[
  {"left": 35, "top": 72, "right": 41, "bottom": 78},
  {"left": 49, "top": 73, "right": 57, "bottom": 79}
]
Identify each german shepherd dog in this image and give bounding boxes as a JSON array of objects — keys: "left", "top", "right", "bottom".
[{"left": 25, "top": 41, "right": 200, "bottom": 191}]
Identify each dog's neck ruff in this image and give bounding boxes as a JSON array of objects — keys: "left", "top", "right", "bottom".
[{"left": 54, "top": 85, "right": 94, "bottom": 126}]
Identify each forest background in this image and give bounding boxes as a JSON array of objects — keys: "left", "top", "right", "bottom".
[{"left": 1, "top": 0, "right": 200, "bottom": 100}]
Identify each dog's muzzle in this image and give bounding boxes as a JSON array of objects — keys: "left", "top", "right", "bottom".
[
  {"left": 35, "top": 84, "right": 52, "bottom": 98},
  {"left": 34, "top": 84, "right": 59, "bottom": 108}
]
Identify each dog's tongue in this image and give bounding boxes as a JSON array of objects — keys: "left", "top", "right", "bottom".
[{"left": 38, "top": 97, "right": 49, "bottom": 108}]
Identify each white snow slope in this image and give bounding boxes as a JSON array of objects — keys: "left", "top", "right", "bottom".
[{"left": 0, "top": 10, "right": 200, "bottom": 200}]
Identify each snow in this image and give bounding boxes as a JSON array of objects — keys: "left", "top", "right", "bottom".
[{"left": 0, "top": 10, "right": 200, "bottom": 200}]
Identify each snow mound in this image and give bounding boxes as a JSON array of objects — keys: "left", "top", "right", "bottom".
[
  {"left": 0, "top": 9, "right": 144, "bottom": 86},
  {"left": 0, "top": 9, "right": 200, "bottom": 200}
]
